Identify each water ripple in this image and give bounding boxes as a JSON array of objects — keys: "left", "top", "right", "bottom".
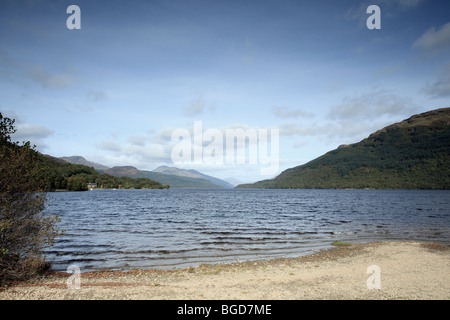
[{"left": 45, "top": 189, "right": 450, "bottom": 271}]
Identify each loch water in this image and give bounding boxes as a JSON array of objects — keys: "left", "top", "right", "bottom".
[{"left": 45, "top": 189, "right": 450, "bottom": 272}]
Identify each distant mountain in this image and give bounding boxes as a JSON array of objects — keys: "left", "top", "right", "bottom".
[
  {"left": 103, "top": 166, "right": 226, "bottom": 189},
  {"left": 224, "top": 177, "right": 246, "bottom": 187},
  {"left": 102, "top": 166, "right": 140, "bottom": 176},
  {"left": 59, "top": 155, "right": 233, "bottom": 188},
  {"left": 237, "top": 107, "right": 450, "bottom": 189},
  {"left": 153, "top": 166, "right": 234, "bottom": 189},
  {"left": 60, "top": 156, "right": 110, "bottom": 171},
  {"left": 153, "top": 166, "right": 201, "bottom": 178}
]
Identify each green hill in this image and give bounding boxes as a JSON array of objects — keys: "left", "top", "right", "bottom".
[
  {"left": 236, "top": 107, "right": 450, "bottom": 190},
  {"left": 40, "top": 159, "right": 167, "bottom": 191}
]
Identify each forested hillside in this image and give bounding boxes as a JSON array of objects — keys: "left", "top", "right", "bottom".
[{"left": 1, "top": 113, "right": 166, "bottom": 191}]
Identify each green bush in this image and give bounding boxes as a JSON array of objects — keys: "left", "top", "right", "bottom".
[{"left": 0, "top": 113, "right": 63, "bottom": 286}]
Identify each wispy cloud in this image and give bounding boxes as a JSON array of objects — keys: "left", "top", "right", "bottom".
[
  {"left": 11, "top": 123, "right": 54, "bottom": 150},
  {"left": 423, "top": 63, "right": 450, "bottom": 98},
  {"left": 412, "top": 22, "right": 450, "bottom": 56},
  {"left": 328, "top": 89, "right": 420, "bottom": 120},
  {"left": 97, "top": 140, "right": 122, "bottom": 153},
  {"left": 26, "top": 64, "right": 73, "bottom": 89},
  {"left": 395, "top": 0, "right": 424, "bottom": 8},
  {"left": 0, "top": 49, "right": 75, "bottom": 90},
  {"left": 87, "top": 90, "right": 108, "bottom": 102},
  {"left": 93, "top": 122, "right": 279, "bottom": 172},
  {"left": 184, "top": 96, "right": 216, "bottom": 116},
  {"left": 277, "top": 89, "right": 423, "bottom": 146},
  {"left": 2, "top": 109, "right": 54, "bottom": 150},
  {"left": 127, "top": 134, "right": 152, "bottom": 147},
  {"left": 278, "top": 120, "right": 386, "bottom": 145},
  {"left": 271, "top": 106, "right": 315, "bottom": 119}
]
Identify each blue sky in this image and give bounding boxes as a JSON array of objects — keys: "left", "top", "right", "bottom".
[{"left": 1, "top": 0, "right": 449, "bottom": 183}]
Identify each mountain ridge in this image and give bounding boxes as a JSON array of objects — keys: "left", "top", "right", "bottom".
[
  {"left": 59, "top": 157, "right": 233, "bottom": 189},
  {"left": 153, "top": 166, "right": 234, "bottom": 189},
  {"left": 103, "top": 166, "right": 226, "bottom": 189},
  {"left": 60, "top": 155, "right": 110, "bottom": 171}
]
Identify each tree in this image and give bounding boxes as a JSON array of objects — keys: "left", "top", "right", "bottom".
[
  {"left": 0, "top": 113, "right": 63, "bottom": 285},
  {"left": 0, "top": 114, "right": 15, "bottom": 145},
  {"left": 66, "top": 176, "right": 88, "bottom": 191}
]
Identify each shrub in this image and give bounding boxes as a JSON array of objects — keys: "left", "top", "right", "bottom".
[{"left": 0, "top": 113, "right": 63, "bottom": 286}]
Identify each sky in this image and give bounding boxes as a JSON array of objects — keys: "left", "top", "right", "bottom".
[{"left": 1, "top": 0, "right": 449, "bottom": 183}]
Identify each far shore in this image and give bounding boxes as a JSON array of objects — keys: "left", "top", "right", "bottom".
[
  {"left": 1, "top": 241, "right": 449, "bottom": 300},
  {"left": 50, "top": 187, "right": 170, "bottom": 192}
]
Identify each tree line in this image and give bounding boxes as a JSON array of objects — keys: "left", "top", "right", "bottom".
[{"left": 42, "top": 157, "right": 169, "bottom": 191}]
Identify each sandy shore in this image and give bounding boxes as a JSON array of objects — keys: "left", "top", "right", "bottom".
[{"left": 1, "top": 241, "right": 449, "bottom": 300}]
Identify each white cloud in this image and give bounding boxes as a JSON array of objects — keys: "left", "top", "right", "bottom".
[
  {"left": 123, "top": 144, "right": 173, "bottom": 164},
  {"left": 2, "top": 110, "right": 53, "bottom": 150},
  {"left": 93, "top": 122, "right": 281, "bottom": 174},
  {"left": 11, "top": 123, "right": 54, "bottom": 150},
  {"left": 0, "top": 49, "right": 75, "bottom": 90},
  {"left": 424, "top": 79, "right": 450, "bottom": 98},
  {"left": 26, "top": 64, "right": 74, "bottom": 89},
  {"left": 148, "top": 126, "right": 177, "bottom": 144},
  {"left": 328, "top": 90, "right": 420, "bottom": 120},
  {"left": 412, "top": 22, "right": 450, "bottom": 56},
  {"left": 279, "top": 123, "right": 316, "bottom": 137},
  {"left": 423, "top": 63, "right": 450, "bottom": 98},
  {"left": 185, "top": 97, "right": 205, "bottom": 116},
  {"left": 97, "top": 140, "right": 122, "bottom": 153},
  {"left": 127, "top": 134, "right": 152, "bottom": 147},
  {"left": 14, "top": 123, "right": 53, "bottom": 138},
  {"left": 276, "top": 90, "right": 423, "bottom": 146},
  {"left": 279, "top": 121, "right": 377, "bottom": 140}
]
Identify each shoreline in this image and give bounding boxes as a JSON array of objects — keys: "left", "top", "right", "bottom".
[{"left": 1, "top": 240, "right": 449, "bottom": 300}]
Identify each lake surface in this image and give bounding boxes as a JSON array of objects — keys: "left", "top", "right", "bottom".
[{"left": 45, "top": 189, "right": 450, "bottom": 272}]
